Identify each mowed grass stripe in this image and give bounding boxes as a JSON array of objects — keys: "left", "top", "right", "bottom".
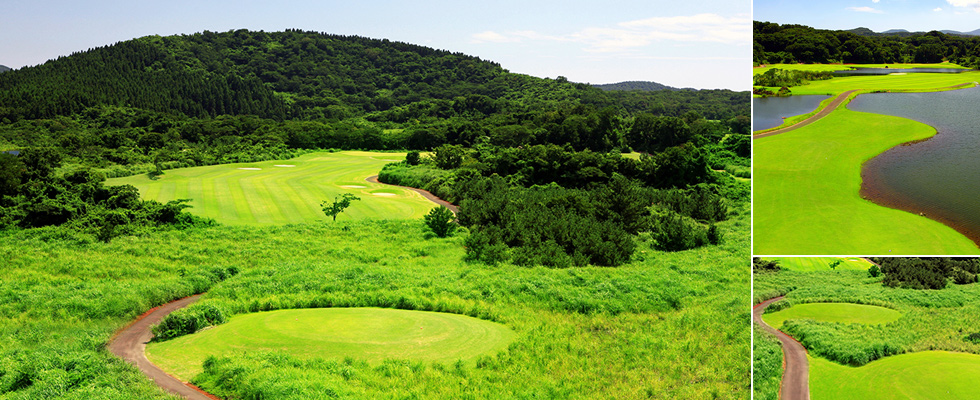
[
  {"left": 106, "top": 152, "right": 432, "bottom": 225},
  {"left": 769, "top": 257, "right": 871, "bottom": 272},
  {"left": 809, "top": 351, "right": 980, "bottom": 400}
]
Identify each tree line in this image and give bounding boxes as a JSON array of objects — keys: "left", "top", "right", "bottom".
[{"left": 754, "top": 21, "right": 980, "bottom": 67}]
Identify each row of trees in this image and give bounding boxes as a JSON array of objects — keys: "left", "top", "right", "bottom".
[
  {"left": 754, "top": 21, "right": 980, "bottom": 67},
  {"left": 871, "top": 257, "right": 980, "bottom": 289}
]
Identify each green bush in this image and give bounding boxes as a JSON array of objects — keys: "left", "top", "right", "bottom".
[{"left": 424, "top": 206, "right": 456, "bottom": 238}]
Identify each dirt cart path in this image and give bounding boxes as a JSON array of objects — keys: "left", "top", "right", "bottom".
[
  {"left": 366, "top": 175, "right": 459, "bottom": 214},
  {"left": 107, "top": 294, "right": 219, "bottom": 400},
  {"left": 754, "top": 296, "right": 810, "bottom": 400},
  {"left": 753, "top": 90, "right": 857, "bottom": 139}
]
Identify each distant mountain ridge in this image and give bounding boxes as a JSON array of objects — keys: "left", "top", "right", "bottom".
[
  {"left": 0, "top": 65, "right": 11, "bottom": 73},
  {"left": 592, "top": 81, "right": 693, "bottom": 92},
  {"left": 847, "top": 27, "right": 980, "bottom": 37}
]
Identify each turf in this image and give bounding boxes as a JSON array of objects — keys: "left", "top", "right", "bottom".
[
  {"left": 753, "top": 106, "right": 978, "bottom": 254},
  {"left": 809, "top": 351, "right": 980, "bottom": 400},
  {"left": 106, "top": 151, "right": 437, "bottom": 225},
  {"left": 762, "top": 303, "right": 901, "bottom": 330},
  {"left": 767, "top": 257, "right": 872, "bottom": 272},
  {"left": 146, "top": 308, "right": 516, "bottom": 380},
  {"left": 754, "top": 62, "right": 969, "bottom": 75}
]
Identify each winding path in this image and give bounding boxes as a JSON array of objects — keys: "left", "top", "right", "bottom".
[
  {"left": 366, "top": 175, "right": 459, "bottom": 214},
  {"left": 754, "top": 296, "right": 809, "bottom": 400},
  {"left": 107, "top": 294, "right": 219, "bottom": 399},
  {"left": 753, "top": 90, "right": 857, "bottom": 139}
]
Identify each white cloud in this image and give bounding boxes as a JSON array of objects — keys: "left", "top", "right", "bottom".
[
  {"left": 934, "top": 7, "right": 943, "bottom": 11},
  {"left": 846, "top": 6, "right": 884, "bottom": 13},
  {"left": 946, "top": 0, "right": 980, "bottom": 11},
  {"left": 471, "top": 13, "right": 750, "bottom": 53},
  {"left": 872, "top": 0, "right": 880, "bottom": 3},
  {"left": 470, "top": 31, "right": 521, "bottom": 43}
]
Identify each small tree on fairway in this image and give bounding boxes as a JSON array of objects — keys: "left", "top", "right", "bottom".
[
  {"left": 424, "top": 206, "right": 456, "bottom": 237},
  {"left": 829, "top": 259, "right": 842, "bottom": 272},
  {"left": 321, "top": 193, "right": 360, "bottom": 221}
]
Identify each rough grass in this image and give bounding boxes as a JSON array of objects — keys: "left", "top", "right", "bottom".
[
  {"left": 809, "top": 351, "right": 980, "bottom": 400},
  {"left": 752, "top": 325, "right": 782, "bottom": 400},
  {"left": 106, "top": 151, "right": 435, "bottom": 225},
  {"left": 766, "top": 257, "right": 871, "bottom": 272},
  {"left": 762, "top": 303, "right": 901, "bottom": 329},
  {"left": 753, "top": 105, "right": 978, "bottom": 254},
  {"left": 1, "top": 203, "right": 750, "bottom": 399},
  {"left": 147, "top": 308, "right": 516, "bottom": 380}
]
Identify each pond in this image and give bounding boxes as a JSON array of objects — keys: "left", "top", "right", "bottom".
[
  {"left": 753, "top": 95, "right": 831, "bottom": 131},
  {"left": 850, "top": 86, "right": 980, "bottom": 244},
  {"left": 833, "top": 68, "right": 973, "bottom": 76}
]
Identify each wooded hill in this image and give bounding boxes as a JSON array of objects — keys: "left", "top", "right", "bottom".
[
  {"left": 0, "top": 29, "right": 746, "bottom": 123},
  {"left": 755, "top": 21, "right": 980, "bottom": 67}
]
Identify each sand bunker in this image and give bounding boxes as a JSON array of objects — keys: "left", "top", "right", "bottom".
[
  {"left": 274, "top": 165, "right": 296, "bottom": 168},
  {"left": 237, "top": 168, "right": 262, "bottom": 170},
  {"left": 340, "top": 185, "right": 367, "bottom": 189},
  {"left": 372, "top": 193, "right": 397, "bottom": 197}
]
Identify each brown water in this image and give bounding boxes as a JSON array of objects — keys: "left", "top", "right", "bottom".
[{"left": 850, "top": 87, "right": 980, "bottom": 245}]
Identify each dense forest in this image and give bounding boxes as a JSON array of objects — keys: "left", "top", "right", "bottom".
[
  {"left": 754, "top": 21, "right": 980, "bottom": 67},
  {"left": 0, "top": 29, "right": 750, "bottom": 265},
  {"left": 593, "top": 81, "right": 686, "bottom": 91}
]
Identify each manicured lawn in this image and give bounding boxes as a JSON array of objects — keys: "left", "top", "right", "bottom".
[
  {"left": 754, "top": 62, "right": 969, "bottom": 75},
  {"left": 753, "top": 106, "right": 978, "bottom": 254},
  {"left": 762, "top": 302, "right": 901, "bottom": 330},
  {"left": 147, "top": 307, "right": 516, "bottom": 380},
  {"left": 768, "top": 257, "right": 871, "bottom": 272},
  {"left": 107, "top": 151, "right": 436, "bottom": 225},
  {"left": 809, "top": 351, "right": 980, "bottom": 400}
]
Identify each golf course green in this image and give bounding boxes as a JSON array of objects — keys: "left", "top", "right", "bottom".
[
  {"left": 762, "top": 303, "right": 901, "bottom": 330},
  {"left": 146, "top": 307, "right": 516, "bottom": 380},
  {"left": 106, "top": 151, "right": 436, "bottom": 225},
  {"left": 809, "top": 351, "right": 980, "bottom": 400}
]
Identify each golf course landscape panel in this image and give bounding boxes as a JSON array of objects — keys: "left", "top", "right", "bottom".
[{"left": 106, "top": 151, "right": 437, "bottom": 225}]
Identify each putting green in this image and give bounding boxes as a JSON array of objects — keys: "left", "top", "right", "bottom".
[
  {"left": 146, "top": 308, "right": 516, "bottom": 380},
  {"left": 753, "top": 106, "right": 978, "bottom": 254},
  {"left": 768, "top": 257, "right": 871, "bottom": 272},
  {"left": 106, "top": 151, "right": 437, "bottom": 225},
  {"left": 810, "top": 351, "right": 980, "bottom": 400},
  {"left": 762, "top": 303, "right": 901, "bottom": 330}
]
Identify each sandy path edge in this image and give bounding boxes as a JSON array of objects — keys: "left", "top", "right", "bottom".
[
  {"left": 753, "top": 90, "right": 857, "bottom": 139},
  {"left": 366, "top": 175, "right": 459, "bottom": 214},
  {"left": 107, "top": 294, "right": 219, "bottom": 400},
  {"left": 754, "top": 296, "right": 810, "bottom": 400}
]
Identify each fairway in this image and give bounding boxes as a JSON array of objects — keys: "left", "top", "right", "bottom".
[
  {"left": 146, "top": 308, "right": 516, "bottom": 380},
  {"left": 106, "top": 151, "right": 437, "bottom": 225},
  {"left": 762, "top": 303, "right": 901, "bottom": 329},
  {"left": 810, "top": 351, "right": 980, "bottom": 400},
  {"left": 753, "top": 105, "right": 978, "bottom": 254},
  {"left": 768, "top": 257, "right": 872, "bottom": 272}
]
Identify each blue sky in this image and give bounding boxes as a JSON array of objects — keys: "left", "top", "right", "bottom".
[
  {"left": 755, "top": 0, "right": 980, "bottom": 32},
  {"left": 0, "top": 0, "right": 750, "bottom": 90}
]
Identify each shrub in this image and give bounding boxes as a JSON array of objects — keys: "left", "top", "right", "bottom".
[
  {"left": 152, "top": 303, "right": 227, "bottom": 340},
  {"left": 423, "top": 206, "right": 456, "bottom": 238},
  {"left": 868, "top": 264, "right": 881, "bottom": 278}
]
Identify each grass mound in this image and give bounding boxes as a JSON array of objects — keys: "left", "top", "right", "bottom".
[
  {"left": 810, "top": 351, "right": 980, "bottom": 400},
  {"left": 146, "top": 308, "right": 516, "bottom": 380},
  {"left": 106, "top": 151, "right": 435, "bottom": 225},
  {"left": 763, "top": 303, "right": 901, "bottom": 329}
]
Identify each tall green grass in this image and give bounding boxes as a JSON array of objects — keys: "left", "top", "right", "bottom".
[
  {"left": 752, "top": 325, "right": 782, "bottom": 400},
  {"left": 755, "top": 269, "right": 980, "bottom": 366},
  {"left": 1, "top": 204, "right": 750, "bottom": 399}
]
